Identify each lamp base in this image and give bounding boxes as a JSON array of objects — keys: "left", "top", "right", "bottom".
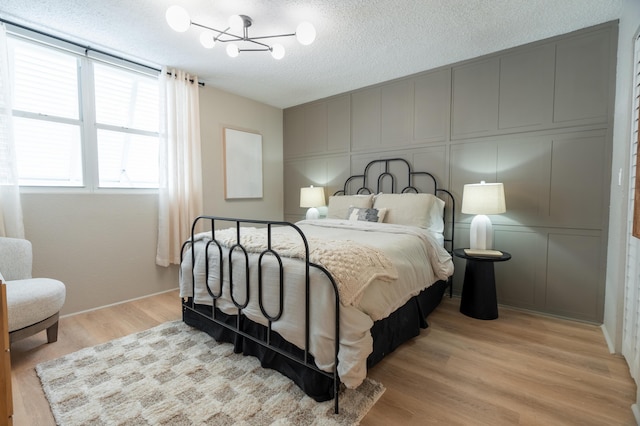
[
  {"left": 469, "top": 214, "right": 493, "bottom": 250},
  {"left": 305, "top": 207, "right": 320, "bottom": 220}
]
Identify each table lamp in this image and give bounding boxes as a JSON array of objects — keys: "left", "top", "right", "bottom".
[
  {"left": 300, "top": 186, "right": 325, "bottom": 219},
  {"left": 461, "top": 181, "right": 506, "bottom": 250}
]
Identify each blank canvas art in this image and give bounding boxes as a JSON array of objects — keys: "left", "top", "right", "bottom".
[{"left": 223, "top": 128, "right": 263, "bottom": 199}]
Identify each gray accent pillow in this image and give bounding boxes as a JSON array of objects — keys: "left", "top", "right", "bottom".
[{"left": 347, "top": 207, "right": 387, "bottom": 223}]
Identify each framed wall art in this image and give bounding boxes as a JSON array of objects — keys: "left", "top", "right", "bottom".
[{"left": 223, "top": 128, "right": 263, "bottom": 199}]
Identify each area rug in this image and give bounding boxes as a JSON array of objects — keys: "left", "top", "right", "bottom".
[{"left": 36, "top": 321, "right": 384, "bottom": 425}]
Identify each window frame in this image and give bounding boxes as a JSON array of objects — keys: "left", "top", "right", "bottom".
[{"left": 6, "top": 26, "right": 161, "bottom": 194}]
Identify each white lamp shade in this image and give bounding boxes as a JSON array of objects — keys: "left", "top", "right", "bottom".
[
  {"left": 271, "top": 44, "right": 285, "bottom": 60},
  {"left": 228, "top": 15, "right": 245, "bottom": 32},
  {"left": 166, "top": 5, "right": 191, "bottom": 32},
  {"left": 462, "top": 182, "right": 506, "bottom": 250},
  {"left": 296, "top": 22, "right": 316, "bottom": 45},
  {"left": 226, "top": 43, "right": 240, "bottom": 57},
  {"left": 300, "top": 186, "right": 325, "bottom": 208},
  {"left": 461, "top": 182, "right": 506, "bottom": 215}
]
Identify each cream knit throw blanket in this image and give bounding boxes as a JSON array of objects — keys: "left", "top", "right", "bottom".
[{"left": 196, "top": 227, "right": 398, "bottom": 306}]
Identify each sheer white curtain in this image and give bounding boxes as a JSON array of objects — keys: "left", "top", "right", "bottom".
[
  {"left": 0, "top": 23, "right": 24, "bottom": 238},
  {"left": 156, "top": 68, "right": 203, "bottom": 266}
]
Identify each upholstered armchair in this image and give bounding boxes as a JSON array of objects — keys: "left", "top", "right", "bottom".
[{"left": 0, "top": 237, "right": 66, "bottom": 344}]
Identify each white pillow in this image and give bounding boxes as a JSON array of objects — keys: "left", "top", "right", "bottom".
[
  {"left": 327, "top": 194, "right": 374, "bottom": 219},
  {"left": 373, "top": 193, "right": 445, "bottom": 232},
  {"left": 347, "top": 207, "right": 387, "bottom": 223}
]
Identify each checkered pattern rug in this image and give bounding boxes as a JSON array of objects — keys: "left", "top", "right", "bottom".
[{"left": 36, "top": 321, "right": 384, "bottom": 425}]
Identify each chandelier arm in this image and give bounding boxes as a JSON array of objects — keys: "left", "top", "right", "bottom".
[
  {"left": 238, "top": 48, "right": 271, "bottom": 52},
  {"left": 214, "top": 35, "right": 242, "bottom": 42},
  {"left": 215, "top": 27, "right": 237, "bottom": 42},
  {"left": 241, "top": 38, "right": 271, "bottom": 49},
  {"left": 247, "top": 33, "right": 296, "bottom": 41},
  {"left": 190, "top": 22, "right": 243, "bottom": 42}
]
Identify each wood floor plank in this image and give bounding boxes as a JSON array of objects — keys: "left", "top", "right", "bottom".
[
  {"left": 10, "top": 290, "right": 182, "bottom": 426},
  {"left": 363, "top": 297, "right": 637, "bottom": 425},
  {"left": 8, "top": 291, "right": 637, "bottom": 425}
]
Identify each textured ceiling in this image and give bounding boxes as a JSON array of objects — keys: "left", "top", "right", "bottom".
[{"left": 0, "top": 0, "right": 624, "bottom": 108}]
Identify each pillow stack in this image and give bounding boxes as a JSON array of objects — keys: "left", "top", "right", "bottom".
[{"left": 326, "top": 192, "right": 445, "bottom": 232}]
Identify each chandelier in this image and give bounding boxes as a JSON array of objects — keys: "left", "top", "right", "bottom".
[{"left": 165, "top": 5, "right": 316, "bottom": 60}]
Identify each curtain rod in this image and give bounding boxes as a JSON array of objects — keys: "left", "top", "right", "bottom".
[
  {"left": 0, "top": 17, "right": 204, "bottom": 87},
  {"left": 165, "top": 71, "right": 204, "bottom": 87}
]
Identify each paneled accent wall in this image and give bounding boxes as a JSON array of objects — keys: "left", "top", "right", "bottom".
[{"left": 283, "top": 22, "right": 618, "bottom": 323}]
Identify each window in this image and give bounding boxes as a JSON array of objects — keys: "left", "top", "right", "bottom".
[
  {"left": 7, "top": 35, "right": 159, "bottom": 189},
  {"left": 94, "top": 63, "right": 159, "bottom": 188},
  {"left": 10, "top": 40, "right": 82, "bottom": 186}
]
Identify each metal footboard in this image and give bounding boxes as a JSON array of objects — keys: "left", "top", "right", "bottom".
[{"left": 180, "top": 216, "right": 342, "bottom": 414}]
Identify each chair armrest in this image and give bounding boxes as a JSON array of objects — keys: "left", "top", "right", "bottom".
[{"left": 0, "top": 238, "right": 32, "bottom": 281}]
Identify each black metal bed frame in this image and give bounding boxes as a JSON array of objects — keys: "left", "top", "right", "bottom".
[
  {"left": 335, "top": 158, "right": 456, "bottom": 296},
  {"left": 181, "top": 158, "right": 455, "bottom": 416},
  {"left": 181, "top": 218, "right": 342, "bottom": 413}
]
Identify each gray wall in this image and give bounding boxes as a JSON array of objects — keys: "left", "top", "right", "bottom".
[
  {"left": 283, "top": 22, "right": 618, "bottom": 323},
  {"left": 23, "top": 84, "right": 283, "bottom": 316}
]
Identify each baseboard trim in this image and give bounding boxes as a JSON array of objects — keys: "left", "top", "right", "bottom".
[
  {"left": 600, "top": 324, "right": 616, "bottom": 354},
  {"left": 632, "top": 403, "right": 640, "bottom": 424},
  {"left": 61, "top": 287, "right": 179, "bottom": 319}
]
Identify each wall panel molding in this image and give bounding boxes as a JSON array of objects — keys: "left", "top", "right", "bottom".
[{"left": 283, "top": 21, "right": 618, "bottom": 322}]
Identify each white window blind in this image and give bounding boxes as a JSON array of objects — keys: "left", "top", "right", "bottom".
[
  {"left": 9, "top": 39, "right": 83, "bottom": 186},
  {"left": 94, "top": 63, "right": 159, "bottom": 188},
  {"left": 623, "top": 32, "right": 640, "bottom": 387},
  {"left": 7, "top": 34, "right": 160, "bottom": 189},
  {"left": 12, "top": 41, "right": 79, "bottom": 119},
  {"left": 96, "top": 129, "right": 158, "bottom": 187},
  {"left": 94, "top": 63, "right": 158, "bottom": 131},
  {"left": 13, "top": 117, "right": 82, "bottom": 185}
]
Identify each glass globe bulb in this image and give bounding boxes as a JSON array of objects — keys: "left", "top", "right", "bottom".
[
  {"left": 228, "top": 15, "right": 244, "bottom": 32},
  {"left": 271, "top": 44, "right": 285, "bottom": 60},
  {"left": 199, "top": 31, "right": 216, "bottom": 49},
  {"left": 166, "top": 5, "right": 191, "bottom": 33},
  {"left": 227, "top": 44, "right": 239, "bottom": 58},
  {"left": 296, "top": 22, "right": 316, "bottom": 45}
]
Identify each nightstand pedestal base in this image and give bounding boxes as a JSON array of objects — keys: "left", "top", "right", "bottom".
[{"left": 459, "top": 259, "right": 498, "bottom": 320}]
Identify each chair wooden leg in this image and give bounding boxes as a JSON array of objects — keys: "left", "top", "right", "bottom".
[
  {"left": 10, "top": 313, "right": 60, "bottom": 344},
  {"left": 46, "top": 321, "right": 59, "bottom": 343}
]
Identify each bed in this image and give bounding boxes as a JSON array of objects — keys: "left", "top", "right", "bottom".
[{"left": 179, "top": 158, "right": 455, "bottom": 413}]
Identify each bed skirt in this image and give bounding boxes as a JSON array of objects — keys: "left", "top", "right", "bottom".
[{"left": 182, "top": 279, "right": 448, "bottom": 401}]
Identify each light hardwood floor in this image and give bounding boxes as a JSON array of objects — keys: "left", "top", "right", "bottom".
[{"left": 9, "top": 290, "right": 637, "bottom": 425}]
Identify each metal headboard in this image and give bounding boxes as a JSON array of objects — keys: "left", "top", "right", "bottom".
[{"left": 333, "top": 157, "right": 455, "bottom": 257}]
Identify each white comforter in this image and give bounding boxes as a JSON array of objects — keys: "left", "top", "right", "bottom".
[{"left": 179, "top": 219, "right": 453, "bottom": 389}]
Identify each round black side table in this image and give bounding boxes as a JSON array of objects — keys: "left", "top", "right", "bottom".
[{"left": 453, "top": 248, "right": 511, "bottom": 320}]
